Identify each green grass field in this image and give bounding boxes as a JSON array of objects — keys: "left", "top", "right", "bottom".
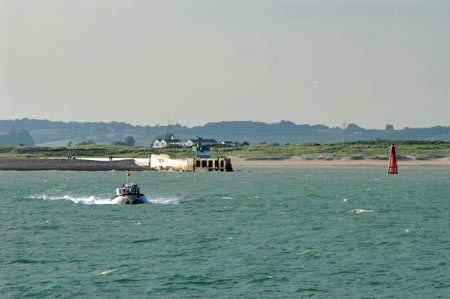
[{"left": 1, "top": 140, "right": 450, "bottom": 160}]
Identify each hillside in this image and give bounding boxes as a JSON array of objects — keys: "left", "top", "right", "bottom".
[{"left": 1, "top": 118, "right": 450, "bottom": 146}]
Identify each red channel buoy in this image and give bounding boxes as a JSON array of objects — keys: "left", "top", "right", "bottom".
[{"left": 388, "top": 144, "right": 398, "bottom": 174}]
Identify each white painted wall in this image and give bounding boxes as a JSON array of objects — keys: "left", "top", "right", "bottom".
[
  {"left": 134, "top": 158, "right": 150, "bottom": 167},
  {"left": 150, "top": 154, "right": 193, "bottom": 171}
]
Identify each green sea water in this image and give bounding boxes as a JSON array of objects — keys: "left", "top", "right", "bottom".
[{"left": 1, "top": 169, "right": 449, "bottom": 298}]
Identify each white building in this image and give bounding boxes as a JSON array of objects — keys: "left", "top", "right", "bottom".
[
  {"left": 153, "top": 136, "right": 186, "bottom": 148},
  {"left": 153, "top": 136, "right": 219, "bottom": 148}
]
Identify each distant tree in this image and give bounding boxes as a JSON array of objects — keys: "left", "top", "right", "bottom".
[
  {"left": 270, "top": 142, "right": 280, "bottom": 146},
  {"left": 76, "top": 140, "right": 96, "bottom": 145},
  {"left": 124, "top": 136, "right": 136, "bottom": 146},
  {"left": 242, "top": 141, "right": 250, "bottom": 146},
  {"left": 259, "top": 141, "right": 267, "bottom": 145},
  {"left": 67, "top": 141, "right": 72, "bottom": 146},
  {"left": 111, "top": 136, "right": 136, "bottom": 146},
  {"left": 0, "top": 129, "right": 35, "bottom": 146},
  {"left": 285, "top": 142, "right": 290, "bottom": 145},
  {"left": 160, "top": 133, "right": 174, "bottom": 140},
  {"left": 111, "top": 141, "right": 126, "bottom": 146}
]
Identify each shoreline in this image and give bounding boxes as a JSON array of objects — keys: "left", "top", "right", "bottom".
[
  {"left": 230, "top": 156, "right": 450, "bottom": 169},
  {"left": 1, "top": 156, "right": 450, "bottom": 170}
]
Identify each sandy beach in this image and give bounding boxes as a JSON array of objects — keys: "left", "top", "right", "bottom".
[{"left": 230, "top": 156, "right": 450, "bottom": 169}]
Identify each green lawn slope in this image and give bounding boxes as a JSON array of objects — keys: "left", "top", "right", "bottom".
[{"left": 1, "top": 140, "right": 449, "bottom": 160}]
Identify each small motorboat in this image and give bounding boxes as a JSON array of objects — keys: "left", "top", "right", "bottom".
[{"left": 111, "top": 171, "right": 147, "bottom": 205}]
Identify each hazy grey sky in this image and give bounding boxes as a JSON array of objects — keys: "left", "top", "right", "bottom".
[{"left": 1, "top": 0, "right": 449, "bottom": 128}]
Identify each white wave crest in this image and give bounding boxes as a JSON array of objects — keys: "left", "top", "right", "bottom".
[
  {"left": 30, "top": 194, "right": 180, "bottom": 205},
  {"left": 31, "top": 194, "right": 113, "bottom": 205},
  {"left": 349, "top": 209, "right": 374, "bottom": 213},
  {"left": 101, "top": 269, "right": 114, "bottom": 275},
  {"left": 70, "top": 195, "right": 115, "bottom": 205},
  {"left": 146, "top": 197, "right": 180, "bottom": 205}
]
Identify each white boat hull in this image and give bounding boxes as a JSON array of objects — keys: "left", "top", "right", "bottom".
[{"left": 110, "top": 194, "right": 147, "bottom": 205}]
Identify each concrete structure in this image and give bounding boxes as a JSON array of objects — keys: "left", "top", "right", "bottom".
[
  {"left": 0, "top": 156, "right": 232, "bottom": 172},
  {"left": 149, "top": 154, "right": 232, "bottom": 172},
  {"left": 150, "top": 154, "right": 193, "bottom": 171},
  {"left": 194, "top": 157, "right": 232, "bottom": 172}
]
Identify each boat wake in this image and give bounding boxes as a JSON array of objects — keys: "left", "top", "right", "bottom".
[
  {"left": 146, "top": 198, "right": 180, "bottom": 205},
  {"left": 29, "top": 195, "right": 180, "bottom": 205},
  {"left": 349, "top": 209, "right": 374, "bottom": 213}
]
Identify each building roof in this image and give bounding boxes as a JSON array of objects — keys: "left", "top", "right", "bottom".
[
  {"left": 189, "top": 137, "right": 217, "bottom": 143},
  {"left": 163, "top": 138, "right": 183, "bottom": 143},
  {"left": 153, "top": 138, "right": 183, "bottom": 144}
]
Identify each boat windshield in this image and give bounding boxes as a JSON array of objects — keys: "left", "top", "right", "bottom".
[{"left": 116, "top": 184, "right": 140, "bottom": 195}]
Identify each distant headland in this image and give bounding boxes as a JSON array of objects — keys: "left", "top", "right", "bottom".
[{"left": 1, "top": 118, "right": 449, "bottom": 146}]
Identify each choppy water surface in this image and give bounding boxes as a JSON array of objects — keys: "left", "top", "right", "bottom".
[{"left": 1, "top": 169, "right": 449, "bottom": 298}]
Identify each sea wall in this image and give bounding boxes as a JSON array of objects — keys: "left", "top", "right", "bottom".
[{"left": 0, "top": 158, "right": 147, "bottom": 171}]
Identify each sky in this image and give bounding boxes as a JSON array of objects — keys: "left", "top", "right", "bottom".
[{"left": 1, "top": 0, "right": 449, "bottom": 129}]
